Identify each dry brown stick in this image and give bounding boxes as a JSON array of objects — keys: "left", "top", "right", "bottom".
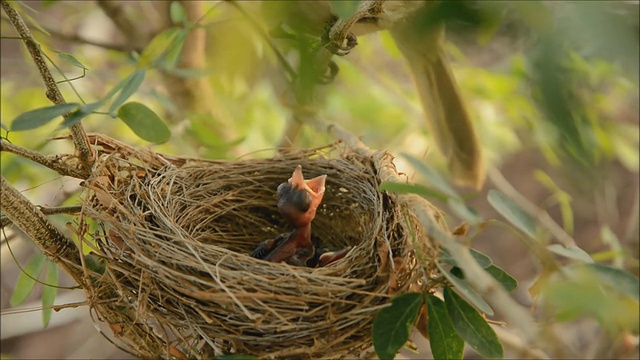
[
  {"left": 1, "top": 176, "right": 84, "bottom": 282},
  {"left": 1, "top": 0, "right": 95, "bottom": 176}
]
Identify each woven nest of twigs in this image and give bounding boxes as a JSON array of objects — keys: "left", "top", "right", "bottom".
[{"left": 77, "top": 134, "right": 446, "bottom": 359}]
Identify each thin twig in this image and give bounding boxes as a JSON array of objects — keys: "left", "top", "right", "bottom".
[
  {"left": 0, "top": 15, "right": 131, "bottom": 52},
  {"left": 1, "top": 205, "right": 83, "bottom": 229},
  {"left": 1, "top": 0, "right": 95, "bottom": 174},
  {"left": 0, "top": 140, "right": 90, "bottom": 179},
  {"left": 488, "top": 168, "right": 577, "bottom": 247},
  {"left": 225, "top": 0, "right": 296, "bottom": 79}
]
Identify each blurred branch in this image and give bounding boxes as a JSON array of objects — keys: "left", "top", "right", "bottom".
[
  {"left": 0, "top": 176, "right": 84, "bottom": 282},
  {"left": 0, "top": 140, "right": 90, "bottom": 179},
  {"left": 96, "top": 0, "right": 148, "bottom": 51},
  {"left": 30, "top": 19, "right": 131, "bottom": 52},
  {"left": 1, "top": 0, "right": 94, "bottom": 175},
  {"left": 488, "top": 168, "right": 577, "bottom": 248}
]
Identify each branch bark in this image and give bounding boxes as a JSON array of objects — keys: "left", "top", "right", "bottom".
[
  {"left": 1, "top": 176, "right": 84, "bottom": 283},
  {"left": 1, "top": 0, "right": 95, "bottom": 175},
  {"left": 1, "top": 140, "right": 90, "bottom": 179},
  {"left": 96, "top": 0, "right": 148, "bottom": 51}
]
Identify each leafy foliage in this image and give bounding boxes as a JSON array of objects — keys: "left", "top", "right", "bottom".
[
  {"left": 426, "top": 295, "right": 465, "bottom": 359},
  {"left": 444, "top": 287, "right": 503, "bottom": 359},
  {"left": 372, "top": 292, "right": 423, "bottom": 360}
]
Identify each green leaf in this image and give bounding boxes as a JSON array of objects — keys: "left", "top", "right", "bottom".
[
  {"left": 379, "top": 181, "right": 448, "bottom": 202},
  {"left": 117, "top": 102, "right": 171, "bottom": 143},
  {"left": 547, "top": 244, "right": 594, "bottom": 263},
  {"left": 54, "top": 50, "right": 88, "bottom": 69},
  {"left": 42, "top": 261, "right": 59, "bottom": 327},
  {"left": 11, "top": 103, "right": 80, "bottom": 131},
  {"left": 108, "top": 70, "right": 146, "bottom": 115},
  {"left": 170, "top": 1, "right": 187, "bottom": 25},
  {"left": 426, "top": 295, "right": 465, "bottom": 360},
  {"left": 373, "top": 292, "right": 423, "bottom": 360},
  {"left": 10, "top": 252, "right": 47, "bottom": 306},
  {"left": 437, "top": 263, "right": 494, "bottom": 316},
  {"left": 59, "top": 101, "right": 104, "bottom": 128},
  {"left": 440, "top": 248, "right": 493, "bottom": 269},
  {"left": 485, "top": 265, "right": 518, "bottom": 292},
  {"left": 444, "top": 287, "right": 504, "bottom": 359},
  {"left": 84, "top": 254, "right": 106, "bottom": 275},
  {"left": 487, "top": 190, "right": 537, "bottom": 239},
  {"left": 586, "top": 263, "right": 639, "bottom": 300},
  {"left": 331, "top": 0, "right": 361, "bottom": 19},
  {"left": 541, "top": 265, "right": 639, "bottom": 332},
  {"left": 138, "top": 27, "right": 186, "bottom": 68},
  {"left": 401, "top": 153, "right": 461, "bottom": 200}
]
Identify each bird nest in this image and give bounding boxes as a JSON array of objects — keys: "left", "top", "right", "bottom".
[{"left": 77, "top": 134, "right": 445, "bottom": 359}]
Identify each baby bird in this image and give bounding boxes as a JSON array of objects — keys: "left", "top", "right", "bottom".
[{"left": 251, "top": 165, "right": 327, "bottom": 266}]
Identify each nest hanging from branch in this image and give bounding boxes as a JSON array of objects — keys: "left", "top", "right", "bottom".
[{"left": 77, "top": 134, "right": 446, "bottom": 359}]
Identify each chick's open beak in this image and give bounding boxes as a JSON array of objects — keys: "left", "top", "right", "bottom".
[{"left": 289, "top": 165, "right": 326, "bottom": 200}]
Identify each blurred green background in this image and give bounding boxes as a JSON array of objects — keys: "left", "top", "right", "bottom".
[{"left": 1, "top": 1, "right": 638, "bottom": 359}]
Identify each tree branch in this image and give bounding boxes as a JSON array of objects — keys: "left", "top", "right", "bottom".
[
  {"left": 1, "top": 140, "right": 90, "bottom": 179},
  {"left": 31, "top": 19, "right": 132, "bottom": 52},
  {"left": 1, "top": 0, "right": 95, "bottom": 175},
  {"left": 2, "top": 205, "right": 83, "bottom": 229},
  {"left": 1, "top": 176, "right": 84, "bottom": 283},
  {"left": 96, "top": 0, "right": 148, "bottom": 51}
]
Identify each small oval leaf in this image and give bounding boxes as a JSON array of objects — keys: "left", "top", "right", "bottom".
[
  {"left": 11, "top": 103, "right": 80, "bottom": 131},
  {"left": 487, "top": 189, "right": 537, "bottom": 239},
  {"left": 444, "top": 287, "right": 504, "bottom": 359},
  {"left": 485, "top": 265, "right": 518, "bottom": 292},
  {"left": 437, "top": 262, "right": 494, "bottom": 316},
  {"left": 109, "top": 70, "right": 146, "bottom": 114},
  {"left": 59, "top": 101, "right": 104, "bottom": 128},
  {"left": 138, "top": 27, "right": 185, "bottom": 68},
  {"left": 373, "top": 292, "right": 424, "bottom": 360},
  {"left": 379, "top": 181, "right": 449, "bottom": 202},
  {"left": 547, "top": 244, "right": 594, "bottom": 263},
  {"left": 10, "top": 252, "right": 47, "bottom": 306},
  {"left": 170, "top": 1, "right": 187, "bottom": 25},
  {"left": 54, "top": 50, "right": 88, "bottom": 69},
  {"left": 117, "top": 102, "right": 170, "bottom": 143},
  {"left": 401, "top": 153, "right": 462, "bottom": 200},
  {"left": 427, "top": 295, "right": 465, "bottom": 360},
  {"left": 42, "top": 261, "right": 59, "bottom": 327},
  {"left": 586, "top": 263, "right": 639, "bottom": 300},
  {"left": 439, "top": 248, "right": 493, "bottom": 269}
]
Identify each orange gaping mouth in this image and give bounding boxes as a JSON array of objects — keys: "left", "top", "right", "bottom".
[{"left": 289, "top": 165, "right": 327, "bottom": 200}]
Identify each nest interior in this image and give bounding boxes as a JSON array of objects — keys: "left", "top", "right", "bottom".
[{"left": 79, "top": 135, "right": 440, "bottom": 359}]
